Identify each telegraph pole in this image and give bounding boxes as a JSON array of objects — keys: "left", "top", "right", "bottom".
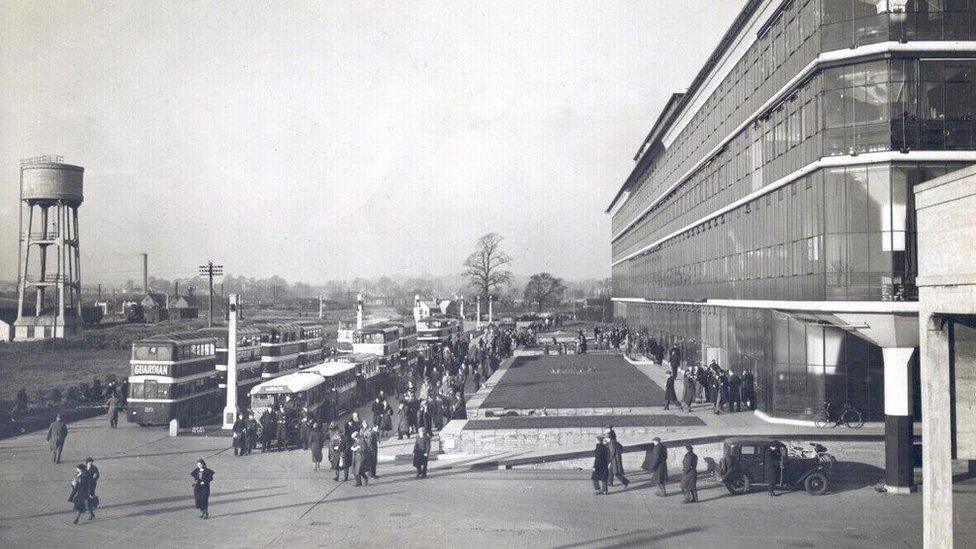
[{"left": 198, "top": 260, "right": 223, "bottom": 327}]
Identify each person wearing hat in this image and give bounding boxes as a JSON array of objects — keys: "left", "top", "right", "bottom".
[
  {"left": 84, "top": 457, "right": 100, "bottom": 501},
  {"left": 68, "top": 463, "right": 95, "bottom": 523},
  {"left": 350, "top": 432, "right": 369, "bottom": 486},
  {"left": 591, "top": 435, "right": 609, "bottom": 495},
  {"left": 663, "top": 371, "right": 679, "bottom": 411},
  {"left": 47, "top": 414, "right": 68, "bottom": 464},
  {"left": 646, "top": 438, "right": 668, "bottom": 497},
  {"left": 412, "top": 427, "right": 431, "bottom": 478},
  {"left": 308, "top": 421, "right": 324, "bottom": 471},
  {"left": 681, "top": 445, "right": 698, "bottom": 503},
  {"left": 604, "top": 430, "right": 630, "bottom": 489},
  {"left": 327, "top": 422, "right": 348, "bottom": 481}
]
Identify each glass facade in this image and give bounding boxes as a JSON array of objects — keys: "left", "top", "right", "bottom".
[{"left": 610, "top": 0, "right": 976, "bottom": 420}]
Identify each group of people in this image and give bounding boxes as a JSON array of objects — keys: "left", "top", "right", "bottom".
[
  {"left": 676, "top": 359, "right": 757, "bottom": 415},
  {"left": 590, "top": 432, "right": 700, "bottom": 504}
]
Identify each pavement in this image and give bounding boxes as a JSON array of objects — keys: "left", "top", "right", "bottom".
[
  {"left": 1, "top": 415, "right": 975, "bottom": 548},
  {"left": 2, "top": 350, "right": 974, "bottom": 548}
]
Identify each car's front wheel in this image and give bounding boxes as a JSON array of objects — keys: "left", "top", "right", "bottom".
[
  {"left": 725, "top": 472, "right": 751, "bottom": 495},
  {"left": 804, "top": 472, "right": 828, "bottom": 495}
]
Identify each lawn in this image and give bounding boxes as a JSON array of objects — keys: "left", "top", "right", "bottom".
[{"left": 0, "top": 348, "right": 129, "bottom": 400}]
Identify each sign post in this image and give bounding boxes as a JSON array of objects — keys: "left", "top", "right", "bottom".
[{"left": 222, "top": 294, "right": 239, "bottom": 429}]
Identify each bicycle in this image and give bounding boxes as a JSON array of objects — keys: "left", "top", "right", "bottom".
[{"left": 814, "top": 401, "right": 864, "bottom": 429}]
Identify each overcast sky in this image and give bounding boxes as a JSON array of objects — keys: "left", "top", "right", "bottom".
[{"left": 0, "top": 0, "right": 744, "bottom": 284}]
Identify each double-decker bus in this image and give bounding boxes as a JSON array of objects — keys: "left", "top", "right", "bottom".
[
  {"left": 198, "top": 326, "right": 265, "bottom": 405},
  {"left": 416, "top": 315, "right": 462, "bottom": 346},
  {"left": 126, "top": 333, "right": 220, "bottom": 426},
  {"left": 256, "top": 322, "right": 302, "bottom": 378},
  {"left": 332, "top": 353, "right": 381, "bottom": 401},
  {"left": 336, "top": 319, "right": 356, "bottom": 353},
  {"left": 296, "top": 321, "right": 324, "bottom": 367}
]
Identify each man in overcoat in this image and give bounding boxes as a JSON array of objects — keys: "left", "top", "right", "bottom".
[
  {"left": 412, "top": 427, "right": 430, "bottom": 478},
  {"left": 605, "top": 431, "right": 630, "bottom": 489},
  {"left": 591, "top": 435, "right": 609, "bottom": 495},
  {"left": 681, "top": 445, "right": 698, "bottom": 503},
  {"left": 646, "top": 437, "right": 669, "bottom": 496},
  {"left": 47, "top": 414, "right": 68, "bottom": 463}
]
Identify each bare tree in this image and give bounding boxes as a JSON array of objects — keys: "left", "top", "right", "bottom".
[
  {"left": 463, "top": 233, "right": 513, "bottom": 306},
  {"left": 523, "top": 272, "right": 566, "bottom": 312}
]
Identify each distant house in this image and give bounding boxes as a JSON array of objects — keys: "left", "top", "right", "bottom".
[
  {"left": 169, "top": 294, "right": 200, "bottom": 320},
  {"left": 0, "top": 307, "right": 16, "bottom": 342},
  {"left": 138, "top": 293, "right": 169, "bottom": 323},
  {"left": 414, "top": 298, "right": 460, "bottom": 320}
]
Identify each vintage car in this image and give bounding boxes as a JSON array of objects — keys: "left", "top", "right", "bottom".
[{"left": 719, "top": 437, "right": 829, "bottom": 496}]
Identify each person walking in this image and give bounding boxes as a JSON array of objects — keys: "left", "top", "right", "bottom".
[
  {"left": 328, "top": 423, "right": 348, "bottom": 482},
  {"left": 84, "top": 457, "right": 100, "bottom": 497},
  {"left": 591, "top": 435, "right": 609, "bottom": 495},
  {"left": 682, "top": 369, "right": 696, "bottom": 412},
  {"left": 371, "top": 397, "right": 384, "bottom": 429},
  {"left": 105, "top": 394, "right": 120, "bottom": 428},
  {"left": 275, "top": 406, "right": 289, "bottom": 452},
  {"left": 605, "top": 431, "right": 630, "bottom": 489},
  {"left": 232, "top": 413, "right": 247, "bottom": 457},
  {"left": 394, "top": 403, "right": 409, "bottom": 440},
  {"left": 309, "top": 422, "right": 324, "bottom": 471},
  {"left": 47, "top": 414, "right": 68, "bottom": 464},
  {"left": 765, "top": 444, "right": 783, "bottom": 497},
  {"left": 365, "top": 424, "right": 380, "bottom": 479},
  {"left": 663, "top": 371, "right": 679, "bottom": 411},
  {"left": 412, "top": 427, "right": 430, "bottom": 478},
  {"left": 260, "top": 410, "right": 274, "bottom": 452},
  {"left": 350, "top": 433, "right": 369, "bottom": 486},
  {"left": 728, "top": 369, "right": 742, "bottom": 412},
  {"left": 191, "top": 459, "right": 215, "bottom": 519},
  {"left": 245, "top": 412, "right": 258, "bottom": 455},
  {"left": 646, "top": 437, "right": 668, "bottom": 497},
  {"left": 741, "top": 369, "right": 756, "bottom": 410},
  {"left": 713, "top": 370, "right": 727, "bottom": 415},
  {"left": 380, "top": 400, "right": 393, "bottom": 436},
  {"left": 68, "top": 464, "right": 95, "bottom": 524},
  {"left": 681, "top": 445, "right": 699, "bottom": 503}
]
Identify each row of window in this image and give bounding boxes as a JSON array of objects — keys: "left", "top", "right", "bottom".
[
  {"left": 612, "top": 0, "right": 976, "bottom": 240},
  {"left": 612, "top": 162, "right": 969, "bottom": 303},
  {"left": 129, "top": 376, "right": 218, "bottom": 400},
  {"left": 612, "top": 59, "right": 976, "bottom": 264}
]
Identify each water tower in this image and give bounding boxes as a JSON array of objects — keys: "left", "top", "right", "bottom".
[{"left": 14, "top": 156, "right": 85, "bottom": 340}]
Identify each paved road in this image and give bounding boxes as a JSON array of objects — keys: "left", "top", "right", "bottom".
[{"left": 2, "top": 416, "right": 974, "bottom": 548}]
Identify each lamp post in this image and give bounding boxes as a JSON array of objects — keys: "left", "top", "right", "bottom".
[{"left": 222, "top": 294, "right": 239, "bottom": 429}]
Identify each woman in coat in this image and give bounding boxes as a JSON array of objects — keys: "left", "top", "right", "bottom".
[
  {"left": 380, "top": 400, "right": 393, "bottom": 435},
  {"left": 591, "top": 436, "right": 609, "bottom": 495},
  {"left": 308, "top": 422, "right": 324, "bottom": 470},
  {"left": 681, "top": 445, "right": 698, "bottom": 503},
  {"left": 191, "top": 459, "right": 215, "bottom": 519},
  {"left": 327, "top": 423, "right": 348, "bottom": 481},
  {"left": 350, "top": 432, "right": 369, "bottom": 486},
  {"left": 412, "top": 427, "right": 431, "bottom": 478},
  {"left": 605, "top": 431, "right": 630, "bottom": 488},
  {"left": 394, "top": 403, "right": 409, "bottom": 440},
  {"left": 68, "top": 464, "right": 94, "bottom": 524}
]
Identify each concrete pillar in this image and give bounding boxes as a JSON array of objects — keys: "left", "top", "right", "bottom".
[
  {"left": 222, "top": 294, "right": 239, "bottom": 430},
  {"left": 921, "top": 314, "right": 953, "bottom": 548},
  {"left": 882, "top": 346, "right": 916, "bottom": 494}
]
